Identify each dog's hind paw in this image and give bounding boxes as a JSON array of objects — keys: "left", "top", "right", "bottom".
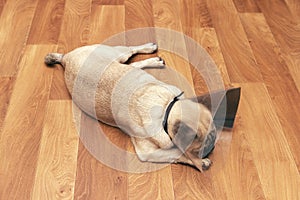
[
  {"left": 139, "top": 43, "right": 158, "bottom": 53},
  {"left": 146, "top": 57, "right": 165, "bottom": 67}
]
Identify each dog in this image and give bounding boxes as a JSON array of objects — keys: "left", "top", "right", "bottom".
[{"left": 45, "top": 43, "right": 217, "bottom": 171}]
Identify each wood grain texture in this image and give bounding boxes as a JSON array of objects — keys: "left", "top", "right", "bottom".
[
  {"left": 152, "top": 0, "right": 195, "bottom": 94},
  {"left": 255, "top": 0, "right": 300, "bottom": 93},
  {"left": 0, "top": 0, "right": 6, "bottom": 15},
  {"left": 152, "top": 1, "right": 220, "bottom": 199},
  {"left": 51, "top": 0, "right": 91, "bottom": 99},
  {"left": 92, "top": 0, "right": 124, "bottom": 5},
  {"left": 0, "top": 0, "right": 38, "bottom": 76},
  {"left": 152, "top": 0, "right": 182, "bottom": 31},
  {"left": 171, "top": 165, "right": 215, "bottom": 200},
  {"left": 124, "top": 1, "right": 175, "bottom": 199},
  {"left": 207, "top": 0, "right": 262, "bottom": 82},
  {"left": 232, "top": 0, "right": 261, "bottom": 13},
  {"left": 125, "top": 0, "right": 156, "bottom": 44},
  {"left": 284, "top": 0, "right": 300, "bottom": 22},
  {"left": 0, "top": 45, "right": 56, "bottom": 199},
  {"left": 128, "top": 167, "right": 174, "bottom": 200},
  {"left": 0, "top": 77, "right": 14, "bottom": 133},
  {"left": 240, "top": 13, "right": 300, "bottom": 171},
  {"left": 74, "top": 114, "right": 129, "bottom": 200},
  {"left": 179, "top": 0, "right": 212, "bottom": 29},
  {"left": 0, "top": 1, "right": 300, "bottom": 199},
  {"left": 282, "top": 53, "right": 300, "bottom": 92},
  {"left": 32, "top": 100, "right": 79, "bottom": 200},
  {"left": 255, "top": 0, "right": 300, "bottom": 54},
  {"left": 186, "top": 28, "right": 231, "bottom": 93},
  {"left": 124, "top": 3, "right": 177, "bottom": 199},
  {"left": 27, "top": 0, "right": 65, "bottom": 44},
  {"left": 88, "top": 5, "right": 125, "bottom": 44},
  {"left": 58, "top": 0, "right": 91, "bottom": 53},
  {"left": 74, "top": 5, "right": 129, "bottom": 200},
  {"left": 217, "top": 128, "right": 266, "bottom": 200},
  {"left": 49, "top": 66, "right": 72, "bottom": 100},
  {"left": 236, "top": 83, "right": 300, "bottom": 199},
  {"left": 124, "top": 0, "right": 156, "bottom": 79}
]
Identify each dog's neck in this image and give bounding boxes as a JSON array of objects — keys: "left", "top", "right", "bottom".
[{"left": 163, "top": 92, "right": 184, "bottom": 134}]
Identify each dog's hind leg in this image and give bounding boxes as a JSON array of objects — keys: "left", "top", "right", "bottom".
[
  {"left": 129, "top": 43, "right": 158, "bottom": 54},
  {"left": 130, "top": 57, "right": 165, "bottom": 69},
  {"left": 113, "top": 43, "right": 158, "bottom": 63}
]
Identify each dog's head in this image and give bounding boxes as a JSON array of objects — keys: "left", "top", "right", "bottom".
[{"left": 169, "top": 100, "right": 217, "bottom": 171}]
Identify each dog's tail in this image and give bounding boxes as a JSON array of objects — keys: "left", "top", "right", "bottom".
[{"left": 44, "top": 53, "right": 64, "bottom": 67}]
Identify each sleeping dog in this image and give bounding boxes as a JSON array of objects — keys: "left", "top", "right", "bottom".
[{"left": 45, "top": 43, "right": 217, "bottom": 171}]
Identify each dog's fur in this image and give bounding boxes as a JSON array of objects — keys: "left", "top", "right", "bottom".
[{"left": 45, "top": 43, "right": 217, "bottom": 171}]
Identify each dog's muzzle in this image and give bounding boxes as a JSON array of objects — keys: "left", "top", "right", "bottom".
[{"left": 201, "top": 128, "right": 217, "bottom": 158}]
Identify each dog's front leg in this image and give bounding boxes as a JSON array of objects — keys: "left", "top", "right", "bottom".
[
  {"left": 139, "top": 147, "right": 184, "bottom": 163},
  {"left": 174, "top": 154, "right": 194, "bottom": 165},
  {"left": 130, "top": 57, "right": 165, "bottom": 69},
  {"left": 131, "top": 138, "right": 182, "bottom": 163}
]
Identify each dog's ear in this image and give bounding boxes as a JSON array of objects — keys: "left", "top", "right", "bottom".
[
  {"left": 172, "top": 121, "right": 197, "bottom": 152},
  {"left": 172, "top": 121, "right": 204, "bottom": 171},
  {"left": 188, "top": 93, "right": 212, "bottom": 110}
]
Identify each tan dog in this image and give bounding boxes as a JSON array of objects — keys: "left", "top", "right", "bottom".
[{"left": 45, "top": 43, "right": 217, "bottom": 171}]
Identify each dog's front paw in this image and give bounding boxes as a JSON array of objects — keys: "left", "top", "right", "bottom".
[{"left": 201, "top": 158, "right": 212, "bottom": 170}]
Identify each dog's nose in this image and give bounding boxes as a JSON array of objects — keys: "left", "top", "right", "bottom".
[{"left": 201, "top": 129, "right": 217, "bottom": 158}]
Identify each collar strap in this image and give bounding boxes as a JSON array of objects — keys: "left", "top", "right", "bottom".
[{"left": 163, "top": 91, "right": 184, "bottom": 137}]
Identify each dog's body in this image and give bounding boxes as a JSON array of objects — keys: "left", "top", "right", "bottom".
[{"left": 45, "top": 43, "right": 217, "bottom": 171}]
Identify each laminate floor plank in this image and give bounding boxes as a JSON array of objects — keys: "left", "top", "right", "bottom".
[
  {"left": 27, "top": 0, "right": 65, "bottom": 44},
  {"left": 232, "top": 0, "right": 261, "bottom": 13},
  {"left": 88, "top": 5, "right": 125, "bottom": 44},
  {"left": 215, "top": 124, "right": 266, "bottom": 200},
  {"left": 51, "top": 0, "right": 91, "bottom": 100},
  {"left": 124, "top": 0, "right": 156, "bottom": 70},
  {"left": 124, "top": 1, "right": 175, "bottom": 199},
  {"left": 187, "top": 28, "right": 231, "bottom": 93},
  {"left": 172, "top": 164, "right": 215, "bottom": 200},
  {"left": 179, "top": 2, "right": 230, "bottom": 91},
  {"left": 207, "top": 0, "right": 263, "bottom": 82},
  {"left": 255, "top": 0, "right": 300, "bottom": 93},
  {"left": 0, "top": 0, "right": 38, "bottom": 76},
  {"left": 49, "top": 65, "right": 72, "bottom": 100},
  {"left": 128, "top": 167, "right": 174, "bottom": 200},
  {"left": 0, "top": 1, "right": 299, "bottom": 199},
  {"left": 0, "top": 0, "right": 6, "bottom": 15},
  {"left": 73, "top": 5, "right": 129, "bottom": 200},
  {"left": 58, "top": 0, "right": 91, "bottom": 53},
  {"left": 0, "top": 77, "right": 15, "bottom": 133},
  {"left": 179, "top": 0, "right": 213, "bottom": 29},
  {"left": 255, "top": 0, "right": 300, "bottom": 55},
  {"left": 74, "top": 113, "right": 129, "bottom": 200},
  {"left": 125, "top": 0, "right": 156, "bottom": 44},
  {"left": 236, "top": 83, "right": 300, "bottom": 199},
  {"left": 92, "top": 0, "right": 124, "bottom": 5},
  {"left": 240, "top": 13, "right": 300, "bottom": 171},
  {"left": 0, "top": 45, "right": 56, "bottom": 199},
  {"left": 284, "top": 0, "right": 300, "bottom": 23},
  {"left": 152, "top": 0, "right": 195, "bottom": 93},
  {"left": 282, "top": 53, "right": 300, "bottom": 92},
  {"left": 31, "top": 100, "right": 79, "bottom": 200},
  {"left": 152, "top": 1, "right": 216, "bottom": 199}
]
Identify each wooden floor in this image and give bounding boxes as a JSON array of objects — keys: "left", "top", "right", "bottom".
[{"left": 0, "top": 0, "right": 300, "bottom": 199}]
